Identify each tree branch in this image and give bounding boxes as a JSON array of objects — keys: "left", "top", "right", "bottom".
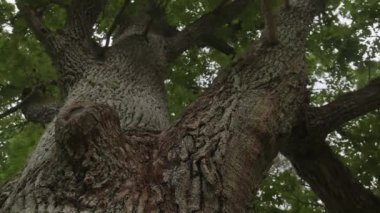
[
  {"left": 166, "top": 0, "right": 250, "bottom": 59},
  {"left": 309, "top": 76, "right": 380, "bottom": 134},
  {"left": 261, "top": 0, "right": 278, "bottom": 45},
  {"left": 16, "top": 0, "right": 106, "bottom": 57},
  {"left": 21, "top": 98, "right": 61, "bottom": 124},
  {"left": 104, "top": 0, "right": 131, "bottom": 48},
  {"left": 199, "top": 34, "right": 236, "bottom": 56},
  {"left": 15, "top": 2, "right": 56, "bottom": 52},
  {"left": 64, "top": 0, "right": 107, "bottom": 40},
  {"left": 0, "top": 88, "right": 38, "bottom": 120},
  {"left": 0, "top": 81, "right": 60, "bottom": 124},
  {"left": 283, "top": 75, "right": 380, "bottom": 212},
  {"left": 282, "top": 137, "right": 380, "bottom": 212},
  {"left": 111, "top": 0, "right": 175, "bottom": 46}
]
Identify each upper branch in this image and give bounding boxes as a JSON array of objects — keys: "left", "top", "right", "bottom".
[
  {"left": 64, "top": 0, "right": 107, "bottom": 40},
  {"left": 260, "top": 0, "right": 278, "bottom": 45},
  {"left": 166, "top": 0, "right": 251, "bottom": 59},
  {"left": 309, "top": 76, "right": 380, "bottom": 134},
  {"left": 104, "top": 0, "right": 131, "bottom": 48},
  {"left": 16, "top": 0, "right": 107, "bottom": 58},
  {"left": 16, "top": 2, "right": 57, "bottom": 53}
]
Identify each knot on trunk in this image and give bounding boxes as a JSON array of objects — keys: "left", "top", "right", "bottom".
[
  {"left": 55, "top": 101, "right": 130, "bottom": 188},
  {"left": 55, "top": 101, "right": 121, "bottom": 159}
]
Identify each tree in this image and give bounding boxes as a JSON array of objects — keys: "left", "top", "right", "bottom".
[{"left": 0, "top": 0, "right": 379, "bottom": 212}]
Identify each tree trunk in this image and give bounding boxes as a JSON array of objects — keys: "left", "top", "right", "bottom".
[
  {"left": 2, "top": 0, "right": 380, "bottom": 212},
  {"left": 2, "top": 1, "right": 311, "bottom": 212}
]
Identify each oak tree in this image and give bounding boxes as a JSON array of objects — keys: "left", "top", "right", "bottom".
[{"left": 0, "top": 0, "right": 379, "bottom": 212}]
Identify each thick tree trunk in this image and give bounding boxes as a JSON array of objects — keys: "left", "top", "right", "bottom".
[
  {"left": 3, "top": 0, "right": 379, "bottom": 212},
  {"left": 1, "top": 1, "right": 313, "bottom": 212},
  {"left": 1, "top": 37, "right": 308, "bottom": 213},
  {"left": 1, "top": 34, "right": 171, "bottom": 211}
]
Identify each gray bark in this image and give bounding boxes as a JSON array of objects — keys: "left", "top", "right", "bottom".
[
  {"left": 1, "top": 34, "right": 171, "bottom": 211},
  {"left": 1, "top": 0, "right": 380, "bottom": 212}
]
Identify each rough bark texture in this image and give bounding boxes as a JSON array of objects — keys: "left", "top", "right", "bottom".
[
  {"left": 1, "top": 0, "right": 380, "bottom": 212},
  {"left": 281, "top": 76, "right": 380, "bottom": 213},
  {"left": 283, "top": 137, "right": 380, "bottom": 213}
]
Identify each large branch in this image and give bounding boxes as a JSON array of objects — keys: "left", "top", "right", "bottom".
[
  {"left": 309, "top": 76, "right": 380, "bottom": 134},
  {"left": 16, "top": 0, "right": 107, "bottom": 72},
  {"left": 104, "top": 0, "right": 131, "bottom": 48},
  {"left": 166, "top": 0, "right": 250, "bottom": 59},
  {"left": 111, "top": 1, "right": 176, "bottom": 47},
  {"left": 64, "top": 0, "right": 107, "bottom": 40},
  {"left": 0, "top": 81, "right": 60, "bottom": 123},
  {"left": 282, "top": 76, "right": 380, "bottom": 212},
  {"left": 20, "top": 96, "right": 61, "bottom": 124},
  {"left": 282, "top": 137, "right": 380, "bottom": 212},
  {"left": 260, "top": 0, "right": 278, "bottom": 45}
]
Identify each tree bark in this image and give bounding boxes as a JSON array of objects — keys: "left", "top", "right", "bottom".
[
  {"left": 281, "top": 78, "right": 380, "bottom": 212},
  {"left": 2, "top": 0, "right": 380, "bottom": 212},
  {"left": 283, "top": 137, "right": 380, "bottom": 213}
]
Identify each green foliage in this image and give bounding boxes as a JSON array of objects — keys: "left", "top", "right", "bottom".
[
  {"left": 0, "top": 0, "right": 56, "bottom": 185},
  {"left": 0, "top": 1, "right": 15, "bottom": 25},
  {"left": 0, "top": 0, "right": 379, "bottom": 212},
  {"left": 166, "top": 47, "right": 230, "bottom": 118},
  {"left": 96, "top": 0, "right": 125, "bottom": 37},
  {"left": 257, "top": 1, "right": 380, "bottom": 212},
  {"left": 42, "top": 4, "right": 67, "bottom": 31},
  {"left": 0, "top": 120, "right": 44, "bottom": 183},
  {"left": 256, "top": 170, "right": 324, "bottom": 213},
  {"left": 329, "top": 111, "right": 380, "bottom": 196}
]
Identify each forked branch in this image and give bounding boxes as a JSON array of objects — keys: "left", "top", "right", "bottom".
[
  {"left": 282, "top": 76, "right": 380, "bottom": 212},
  {"left": 64, "top": 0, "right": 107, "bottom": 39},
  {"left": 16, "top": 0, "right": 107, "bottom": 57}
]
